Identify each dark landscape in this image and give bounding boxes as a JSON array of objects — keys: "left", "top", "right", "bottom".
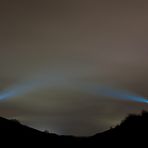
[{"left": 0, "top": 111, "right": 147, "bottom": 147}]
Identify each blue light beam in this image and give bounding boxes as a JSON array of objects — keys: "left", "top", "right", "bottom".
[
  {"left": 74, "top": 83, "right": 148, "bottom": 104},
  {"left": 0, "top": 75, "right": 147, "bottom": 104}
]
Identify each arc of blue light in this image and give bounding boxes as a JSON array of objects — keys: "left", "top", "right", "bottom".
[
  {"left": 76, "top": 83, "right": 148, "bottom": 104},
  {"left": 0, "top": 76, "right": 68, "bottom": 100},
  {"left": 0, "top": 76, "right": 148, "bottom": 104}
]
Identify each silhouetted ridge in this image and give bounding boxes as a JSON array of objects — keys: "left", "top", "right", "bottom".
[
  {"left": 0, "top": 116, "right": 45, "bottom": 136},
  {"left": 0, "top": 111, "right": 147, "bottom": 146},
  {"left": 119, "top": 110, "right": 148, "bottom": 129},
  {"left": 91, "top": 110, "right": 148, "bottom": 147}
]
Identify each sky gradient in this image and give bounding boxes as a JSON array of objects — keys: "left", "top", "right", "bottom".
[{"left": 0, "top": 0, "right": 148, "bottom": 136}]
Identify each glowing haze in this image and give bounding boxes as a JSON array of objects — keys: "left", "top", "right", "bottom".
[{"left": 0, "top": 0, "right": 148, "bottom": 136}]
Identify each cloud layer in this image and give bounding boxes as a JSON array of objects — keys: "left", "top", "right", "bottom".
[{"left": 0, "top": 0, "right": 148, "bottom": 135}]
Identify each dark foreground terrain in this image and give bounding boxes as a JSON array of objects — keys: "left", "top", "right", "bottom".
[{"left": 0, "top": 111, "right": 147, "bottom": 147}]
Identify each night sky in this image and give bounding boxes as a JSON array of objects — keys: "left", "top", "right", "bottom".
[{"left": 0, "top": 0, "right": 148, "bottom": 136}]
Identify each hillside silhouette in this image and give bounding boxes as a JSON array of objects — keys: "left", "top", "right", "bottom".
[{"left": 0, "top": 111, "right": 147, "bottom": 146}]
